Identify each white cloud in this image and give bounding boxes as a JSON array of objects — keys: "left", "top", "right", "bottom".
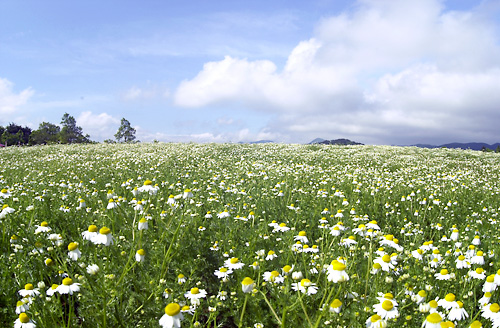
[
  {"left": 0, "top": 78, "right": 34, "bottom": 115},
  {"left": 174, "top": 0, "right": 500, "bottom": 144},
  {"left": 122, "top": 86, "right": 169, "bottom": 101},
  {"left": 135, "top": 126, "right": 281, "bottom": 144},
  {"left": 77, "top": 111, "right": 121, "bottom": 141}
]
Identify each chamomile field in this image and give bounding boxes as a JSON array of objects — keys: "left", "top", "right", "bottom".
[{"left": 1, "top": 143, "right": 500, "bottom": 328}]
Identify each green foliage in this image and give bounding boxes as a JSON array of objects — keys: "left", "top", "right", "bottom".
[
  {"left": 0, "top": 123, "right": 31, "bottom": 146},
  {"left": 29, "top": 122, "right": 61, "bottom": 145},
  {"left": 59, "top": 113, "right": 90, "bottom": 144},
  {"left": 115, "top": 118, "right": 137, "bottom": 143}
]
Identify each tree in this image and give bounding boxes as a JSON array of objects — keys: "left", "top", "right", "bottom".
[
  {"left": 114, "top": 118, "right": 136, "bottom": 143},
  {"left": 0, "top": 123, "right": 31, "bottom": 146},
  {"left": 29, "top": 122, "right": 61, "bottom": 145},
  {"left": 59, "top": 113, "right": 89, "bottom": 144}
]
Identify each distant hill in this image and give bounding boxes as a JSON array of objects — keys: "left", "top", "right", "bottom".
[
  {"left": 249, "top": 140, "right": 274, "bottom": 144},
  {"left": 412, "top": 142, "right": 500, "bottom": 151},
  {"left": 238, "top": 140, "right": 274, "bottom": 144},
  {"left": 308, "top": 138, "right": 326, "bottom": 144},
  {"left": 310, "top": 138, "right": 363, "bottom": 145}
]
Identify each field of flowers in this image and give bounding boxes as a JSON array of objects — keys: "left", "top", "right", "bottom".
[{"left": 1, "top": 143, "right": 500, "bottom": 328}]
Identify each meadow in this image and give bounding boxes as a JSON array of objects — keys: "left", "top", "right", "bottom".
[{"left": 1, "top": 143, "right": 499, "bottom": 328}]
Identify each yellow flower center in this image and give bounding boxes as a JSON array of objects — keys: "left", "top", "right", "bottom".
[
  {"left": 470, "top": 321, "right": 482, "bottom": 328},
  {"left": 190, "top": 287, "right": 200, "bottom": 294},
  {"left": 477, "top": 251, "right": 484, "bottom": 256},
  {"left": 88, "top": 225, "right": 98, "bottom": 232},
  {"left": 440, "top": 269, "right": 449, "bottom": 275},
  {"left": 99, "top": 227, "right": 111, "bottom": 235},
  {"left": 330, "top": 299, "right": 342, "bottom": 308},
  {"left": 418, "top": 290, "right": 427, "bottom": 297},
  {"left": 457, "top": 301, "right": 464, "bottom": 308},
  {"left": 458, "top": 255, "right": 465, "bottom": 260},
  {"left": 445, "top": 293, "right": 455, "bottom": 302},
  {"left": 41, "top": 221, "right": 48, "bottom": 227},
  {"left": 45, "top": 258, "right": 53, "bottom": 266},
  {"left": 220, "top": 268, "right": 228, "bottom": 273},
  {"left": 299, "top": 231, "right": 306, "bottom": 236},
  {"left": 268, "top": 250, "right": 275, "bottom": 255},
  {"left": 144, "top": 180, "right": 153, "bottom": 185},
  {"left": 62, "top": 278, "right": 73, "bottom": 286},
  {"left": 381, "top": 300, "right": 393, "bottom": 311},
  {"left": 139, "top": 218, "right": 147, "bottom": 223},
  {"left": 331, "top": 260, "right": 346, "bottom": 271},
  {"left": 19, "top": 313, "right": 30, "bottom": 323},
  {"left": 370, "top": 314, "right": 382, "bottom": 322},
  {"left": 490, "top": 303, "right": 500, "bottom": 313},
  {"left": 230, "top": 258, "right": 239, "bottom": 264},
  {"left": 137, "top": 249, "right": 145, "bottom": 256},
  {"left": 382, "top": 255, "right": 391, "bottom": 263},
  {"left": 24, "top": 283, "right": 33, "bottom": 290},
  {"left": 373, "top": 263, "right": 382, "bottom": 269},
  {"left": 426, "top": 312, "right": 442, "bottom": 324},
  {"left": 68, "top": 242, "right": 78, "bottom": 251},
  {"left": 165, "top": 303, "right": 181, "bottom": 316},
  {"left": 429, "top": 300, "right": 438, "bottom": 308},
  {"left": 178, "top": 274, "right": 184, "bottom": 279},
  {"left": 271, "top": 271, "right": 280, "bottom": 277},
  {"left": 283, "top": 265, "right": 292, "bottom": 273},
  {"left": 433, "top": 249, "right": 440, "bottom": 254},
  {"left": 300, "top": 279, "right": 311, "bottom": 287},
  {"left": 384, "top": 293, "right": 394, "bottom": 299},
  {"left": 242, "top": 277, "right": 254, "bottom": 285},
  {"left": 16, "top": 300, "right": 24, "bottom": 307},
  {"left": 108, "top": 199, "right": 114, "bottom": 203},
  {"left": 476, "top": 268, "right": 484, "bottom": 274},
  {"left": 51, "top": 284, "right": 58, "bottom": 290}
]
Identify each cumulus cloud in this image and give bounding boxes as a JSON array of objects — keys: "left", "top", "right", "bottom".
[
  {"left": 0, "top": 78, "right": 34, "bottom": 115},
  {"left": 77, "top": 111, "right": 121, "bottom": 141},
  {"left": 174, "top": 0, "right": 500, "bottom": 144}
]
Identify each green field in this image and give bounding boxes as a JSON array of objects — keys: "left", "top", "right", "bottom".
[{"left": 1, "top": 143, "right": 499, "bottom": 327}]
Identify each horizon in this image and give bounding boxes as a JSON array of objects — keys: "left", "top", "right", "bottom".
[{"left": 1, "top": 0, "right": 500, "bottom": 145}]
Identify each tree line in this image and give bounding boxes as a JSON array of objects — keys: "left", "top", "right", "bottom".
[{"left": 0, "top": 113, "right": 136, "bottom": 146}]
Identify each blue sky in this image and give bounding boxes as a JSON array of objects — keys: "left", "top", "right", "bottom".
[{"left": 1, "top": 0, "right": 500, "bottom": 145}]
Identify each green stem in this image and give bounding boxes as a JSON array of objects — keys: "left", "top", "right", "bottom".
[
  {"left": 281, "top": 306, "right": 287, "bottom": 328},
  {"left": 259, "top": 290, "right": 282, "bottom": 325},
  {"left": 103, "top": 291, "right": 107, "bottom": 328},
  {"left": 238, "top": 294, "right": 249, "bottom": 328},
  {"left": 298, "top": 292, "right": 313, "bottom": 328}
]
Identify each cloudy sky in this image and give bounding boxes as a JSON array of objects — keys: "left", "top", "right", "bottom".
[{"left": 1, "top": 0, "right": 500, "bottom": 145}]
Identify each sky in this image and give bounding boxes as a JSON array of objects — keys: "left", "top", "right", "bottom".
[{"left": 1, "top": 0, "right": 500, "bottom": 145}]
